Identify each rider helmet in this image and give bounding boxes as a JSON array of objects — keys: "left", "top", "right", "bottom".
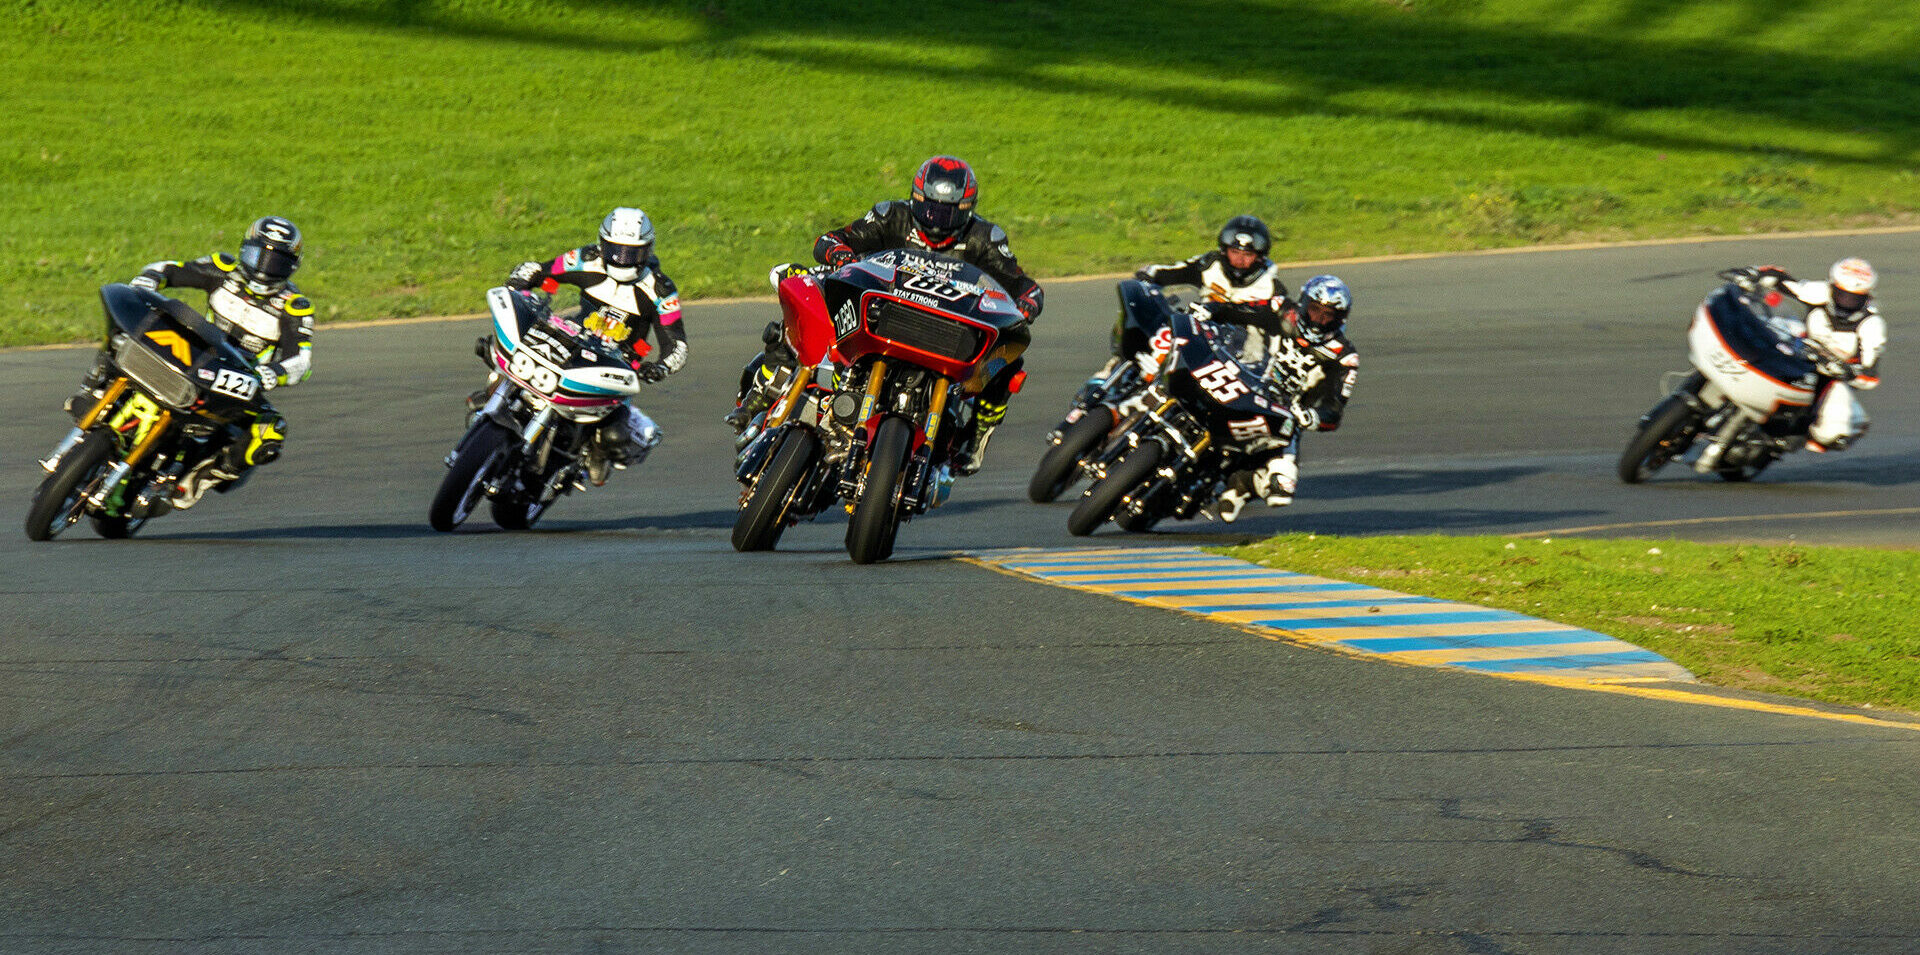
[
  {"left": 1826, "top": 257, "right": 1876, "bottom": 327},
  {"left": 237, "top": 216, "right": 302, "bottom": 296},
  {"left": 910, "top": 156, "right": 978, "bottom": 244},
  {"left": 599, "top": 207, "right": 655, "bottom": 282},
  {"left": 1295, "top": 274, "right": 1352, "bottom": 345},
  {"left": 1216, "top": 215, "right": 1272, "bottom": 284}
]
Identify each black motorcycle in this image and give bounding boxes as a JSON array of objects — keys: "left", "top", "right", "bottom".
[
  {"left": 27, "top": 284, "right": 275, "bottom": 541},
  {"left": 1067, "top": 305, "right": 1296, "bottom": 536},
  {"left": 1027, "top": 279, "right": 1185, "bottom": 503}
]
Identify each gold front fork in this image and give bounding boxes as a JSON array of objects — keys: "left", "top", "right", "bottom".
[
  {"left": 923, "top": 376, "right": 951, "bottom": 446},
  {"left": 77, "top": 377, "right": 130, "bottom": 429},
  {"left": 856, "top": 358, "right": 888, "bottom": 425}
]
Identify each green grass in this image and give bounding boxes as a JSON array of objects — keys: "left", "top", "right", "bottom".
[
  {"left": 5, "top": 0, "right": 1919, "bottom": 345},
  {"left": 1222, "top": 534, "right": 1920, "bottom": 714}
]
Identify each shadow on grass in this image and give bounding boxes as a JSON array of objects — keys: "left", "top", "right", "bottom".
[{"left": 195, "top": 0, "right": 1920, "bottom": 167}]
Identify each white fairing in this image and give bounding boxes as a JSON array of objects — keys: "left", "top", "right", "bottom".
[
  {"left": 487, "top": 286, "right": 640, "bottom": 423},
  {"left": 1687, "top": 304, "right": 1815, "bottom": 417}
]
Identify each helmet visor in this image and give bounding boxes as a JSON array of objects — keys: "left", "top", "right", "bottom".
[
  {"left": 1832, "top": 287, "right": 1869, "bottom": 315},
  {"left": 239, "top": 242, "right": 298, "bottom": 283},
  {"left": 602, "top": 240, "right": 648, "bottom": 269},
  {"left": 911, "top": 197, "right": 973, "bottom": 236},
  {"left": 1304, "top": 300, "right": 1344, "bottom": 330}
]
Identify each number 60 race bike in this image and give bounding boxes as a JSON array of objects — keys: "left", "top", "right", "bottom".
[
  {"left": 1618, "top": 268, "right": 1848, "bottom": 484},
  {"left": 1067, "top": 305, "right": 1296, "bottom": 536},
  {"left": 26, "top": 284, "right": 275, "bottom": 541},
  {"left": 731, "top": 249, "right": 1031, "bottom": 563},
  {"left": 429, "top": 286, "right": 648, "bottom": 532}
]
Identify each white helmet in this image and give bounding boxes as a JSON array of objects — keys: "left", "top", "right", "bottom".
[
  {"left": 1827, "top": 257, "right": 1876, "bottom": 324},
  {"left": 599, "top": 207, "right": 655, "bottom": 281}
]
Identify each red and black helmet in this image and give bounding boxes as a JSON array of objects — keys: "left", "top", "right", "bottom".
[{"left": 910, "top": 155, "right": 978, "bottom": 242}]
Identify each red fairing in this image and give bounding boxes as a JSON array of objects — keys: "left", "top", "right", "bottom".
[{"left": 779, "top": 275, "right": 835, "bottom": 366}]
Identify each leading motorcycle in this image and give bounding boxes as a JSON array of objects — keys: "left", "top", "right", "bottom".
[
  {"left": 429, "top": 286, "right": 648, "bottom": 531},
  {"left": 1067, "top": 305, "right": 1296, "bottom": 536},
  {"left": 27, "top": 284, "right": 275, "bottom": 541},
  {"left": 731, "top": 249, "right": 1030, "bottom": 563},
  {"left": 1618, "top": 268, "right": 1849, "bottom": 484}
]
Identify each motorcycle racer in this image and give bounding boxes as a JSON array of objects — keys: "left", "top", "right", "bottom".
[
  {"left": 1210, "top": 275, "right": 1359, "bottom": 522},
  {"left": 501, "top": 207, "right": 683, "bottom": 467},
  {"left": 120, "top": 215, "right": 311, "bottom": 507},
  {"left": 1749, "top": 258, "right": 1885, "bottom": 451},
  {"left": 730, "top": 155, "right": 1045, "bottom": 474}
]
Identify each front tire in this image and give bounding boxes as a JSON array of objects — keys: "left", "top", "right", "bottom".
[
  {"left": 1618, "top": 396, "right": 1701, "bottom": 484},
  {"left": 430, "top": 420, "right": 513, "bottom": 532},
  {"left": 734, "top": 428, "right": 820, "bottom": 552},
  {"left": 1028, "top": 412, "right": 1111, "bottom": 503},
  {"left": 1068, "top": 441, "right": 1163, "bottom": 537},
  {"left": 846, "top": 417, "right": 912, "bottom": 564},
  {"left": 26, "top": 430, "right": 117, "bottom": 542}
]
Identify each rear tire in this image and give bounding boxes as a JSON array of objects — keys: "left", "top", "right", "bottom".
[
  {"left": 430, "top": 420, "right": 513, "bottom": 532},
  {"left": 734, "top": 428, "right": 820, "bottom": 552},
  {"left": 1068, "top": 441, "right": 1163, "bottom": 537},
  {"left": 26, "top": 430, "right": 117, "bottom": 542},
  {"left": 1618, "top": 396, "right": 1701, "bottom": 484},
  {"left": 846, "top": 417, "right": 911, "bottom": 564},
  {"left": 1027, "top": 412, "right": 1111, "bottom": 503}
]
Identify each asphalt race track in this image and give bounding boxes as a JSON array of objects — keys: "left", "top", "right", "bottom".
[{"left": 4, "top": 232, "right": 1918, "bottom": 953}]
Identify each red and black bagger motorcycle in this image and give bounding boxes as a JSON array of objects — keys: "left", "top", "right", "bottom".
[{"left": 731, "top": 249, "right": 1030, "bottom": 563}]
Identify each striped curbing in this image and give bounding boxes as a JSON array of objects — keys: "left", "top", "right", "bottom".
[{"left": 968, "top": 545, "right": 1694, "bottom": 684}]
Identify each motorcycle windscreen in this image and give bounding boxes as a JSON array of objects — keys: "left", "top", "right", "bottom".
[
  {"left": 778, "top": 276, "right": 835, "bottom": 366},
  {"left": 1689, "top": 284, "right": 1817, "bottom": 409}
]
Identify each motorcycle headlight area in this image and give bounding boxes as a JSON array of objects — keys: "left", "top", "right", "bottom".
[{"left": 111, "top": 332, "right": 199, "bottom": 409}]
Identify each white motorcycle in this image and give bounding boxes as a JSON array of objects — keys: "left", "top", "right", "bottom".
[{"left": 1619, "top": 268, "right": 1856, "bottom": 484}]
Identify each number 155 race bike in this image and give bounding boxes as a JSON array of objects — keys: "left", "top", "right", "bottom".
[
  {"left": 731, "top": 249, "right": 1031, "bottom": 563},
  {"left": 429, "top": 286, "right": 650, "bottom": 531},
  {"left": 1068, "top": 305, "right": 1296, "bottom": 536},
  {"left": 27, "top": 284, "right": 275, "bottom": 541},
  {"left": 1618, "top": 268, "right": 1850, "bottom": 484}
]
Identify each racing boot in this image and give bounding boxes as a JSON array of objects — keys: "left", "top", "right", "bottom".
[
  {"left": 1255, "top": 455, "right": 1298, "bottom": 508},
  {"left": 953, "top": 397, "right": 1007, "bottom": 477},
  {"left": 1204, "top": 471, "right": 1257, "bottom": 524},
  {"left": 173, "top": 418, "right": 284, "bottom": 509}
]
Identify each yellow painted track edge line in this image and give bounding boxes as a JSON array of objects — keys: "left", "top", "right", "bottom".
[{"left": 958, "top": 555, "right": 1920, "bottom": 733}]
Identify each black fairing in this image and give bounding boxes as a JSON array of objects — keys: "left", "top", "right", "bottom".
[
  {"left": 1112, "top": 280, "right": 1174, "bottom": 358},
  {"left": 99, "top": 283, "right": 271, "bottom": 421},
  {"left": 1704, "top": 283, "right": 1817, "bottom": 385},
  {"left": 1163, "top": 308, "right": 1295, "bottom": 445}
]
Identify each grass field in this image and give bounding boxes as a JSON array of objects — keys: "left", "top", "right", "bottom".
[
  {"left": 1224, "top": 534, "right": 1920, "bottom": 714},
  {"left": 5, "top": 0, "right": 1918, "bottom": 345}
]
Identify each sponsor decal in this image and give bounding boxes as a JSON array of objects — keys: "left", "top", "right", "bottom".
[{"left": 833, "top": 300, "right": 858, "bottom": 338}]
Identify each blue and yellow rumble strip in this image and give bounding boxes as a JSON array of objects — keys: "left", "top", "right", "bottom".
[{"left": 970, "top": 546, "right": 1694, "bottom": 684}]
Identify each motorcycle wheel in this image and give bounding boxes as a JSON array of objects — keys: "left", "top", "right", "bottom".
[
  {"left": 846, "top": 416, "right": 911, "bottom": 564},
  {"left": 1617, "top": 396, "right": 1700, "bottom": 484},
  {"left": 92, "top": 513, "right": 149, "bottom": 539},
  {"left": 429, "top": 420, "right": 513, "bottom": 532},
  {"left": 1068, "top": 441, "right": 1163, "bottom": 537},
  {"left": 734, "top": 428, "right": 820, "bottom": 552},
  {"left": 491, "top": 483, "right": 557, "bottom": 530},
  {"left": 25, "top": 430, "right": 117, "bottom": 542},
  {"left": 1027, "top": 412, "right": 1111, "bottom": 503}
]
